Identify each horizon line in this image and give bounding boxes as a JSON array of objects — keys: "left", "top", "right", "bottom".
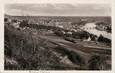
[{"left": 5, "top": 14, "right": 111, "bottom": 17}]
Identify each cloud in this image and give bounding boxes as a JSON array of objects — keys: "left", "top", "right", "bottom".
[{"left": 5, "top": 4, "right": 111, "bottom": 16}]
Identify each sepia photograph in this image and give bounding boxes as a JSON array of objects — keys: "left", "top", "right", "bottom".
[{"left": 4, "top": 1, "right": 112, "bottom": 70}]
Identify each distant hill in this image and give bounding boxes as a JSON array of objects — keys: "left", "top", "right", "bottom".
[{"left": 4, "top": 14, "right": 111, "bottom": 25}]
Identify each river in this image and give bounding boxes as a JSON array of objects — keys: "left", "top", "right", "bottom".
[{"left": 81, "top": 23, "right": 111, "bottom": 40}]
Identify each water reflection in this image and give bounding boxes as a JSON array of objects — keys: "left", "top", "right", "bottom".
[{"left": 81, "top": 23, "right": 111, "bottom": 40}]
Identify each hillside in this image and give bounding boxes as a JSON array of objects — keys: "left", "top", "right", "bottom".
[{"left": 4, "top": 15, "right": 111, "bottom": 70}]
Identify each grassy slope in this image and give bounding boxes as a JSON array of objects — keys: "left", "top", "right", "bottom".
[{"left": 4, "top": 24, "right": 65, "bottom": 70}]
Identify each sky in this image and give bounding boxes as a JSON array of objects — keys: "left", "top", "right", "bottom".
[{"left": 5, "top": 0, "right": 111, "bottom": 16}]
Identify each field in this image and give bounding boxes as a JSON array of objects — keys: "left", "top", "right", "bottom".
[{"left": 4, "top": 15, "right": 111, "bottom": 70}]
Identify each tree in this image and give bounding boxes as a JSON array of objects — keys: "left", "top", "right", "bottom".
[{"left": 88, "top": 54, "right": 109, "bottom": 70}]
